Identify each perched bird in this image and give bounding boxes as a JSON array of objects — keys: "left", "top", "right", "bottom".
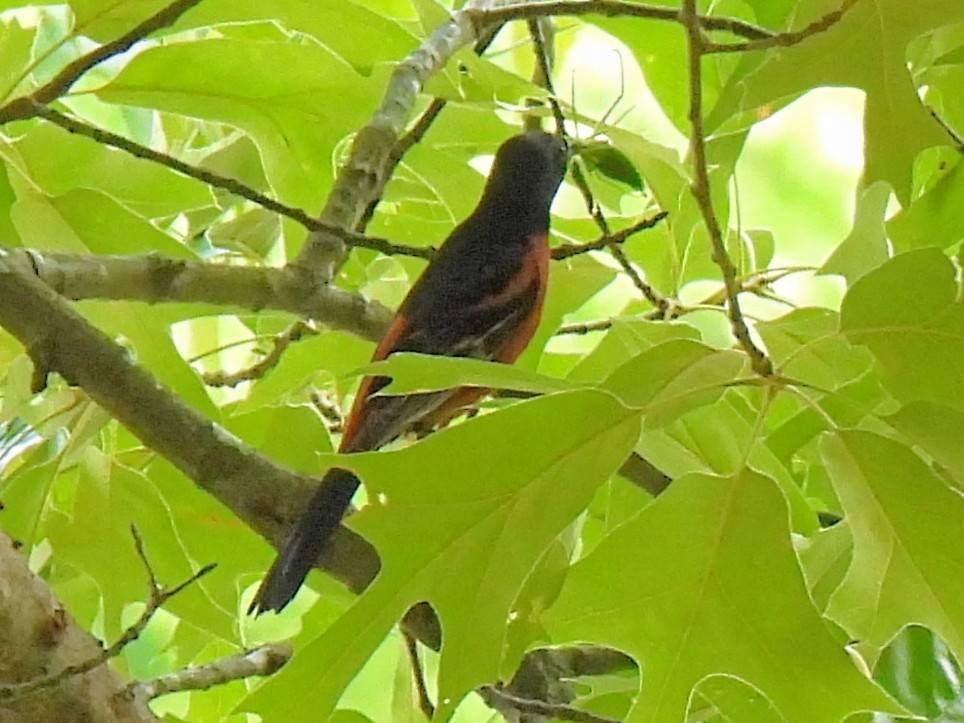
[{"left": 250, "top": 131, "right": 569, "bottom": 613}]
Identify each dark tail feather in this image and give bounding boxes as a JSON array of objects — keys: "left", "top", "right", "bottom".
[{"left": 249, "top": 468, "right": 360, "bottom": 614}]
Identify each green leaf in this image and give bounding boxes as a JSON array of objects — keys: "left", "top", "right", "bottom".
[
  {"left": 579, "top": 141, "right": 644, "bottom": 192},
  {"left": 68, "top": 0, "right": 179, "bottom": 41},
  {"left": 226, "top": 405, "right": 332, "bottom": 472},
  {"left": 820, "top": 181, "right": 891, "bottom": 284},
  {"left": 0, "top": 14, "right": 36, "bottom": 101},
  {"left": 174, "top": 0, "right": 418, "bottom": 74},
  {"left": 545, "top": 469, "right": 903, "bottom": 722},
  {"left": 46, "top": 449, "right": 234, "bottom": 642},
  {"left": 13, "top": 187, "right": 191, "bottom": 256},
  {"left": 888, "top": 157, "right": 964, "bottom": 252},
  {"left": 360, "top": 353, "right": 573, "bottom": 397},
  {"left": 821, "top": 431, "right": 964, "bottom": 665},
  {"left": 757, "top": 308, "right": 872, "bottom": 389},
  {"left": 841, "top": 248, "right": 955, "bottom": 327},
  {"left": 886, "top": 401, "right": 964, "bottom": 487},
  {"left": 241, "top": 390, "right": 641, "bottom": 722},
  {"left": 875, "top": 626, "right": 964, "bottom": 718},
  {"left": 0, "top": 452, "right": 61, "bottom": 547},
  {"left": 237, "top": 330, "right": 373, "bottom": 414},
  {"left": 566, "top": 318, "right": 699, "bottom": 385},
  {"left": 95, "top": 39, "right": 375, "bottom": 208},
  {"left": 841, "top": 248, "right": 964, "bottom": 409},
  {"left": 602, "top": 339, "right": 745, "bottom": 427},
  {"left": 797, "top": 521, "right": 853, "bottom": 612},
  {"left": 713, "top": 0, "right": 964, "bottom": 202},
  {"left": 449, "top": 50, "right": 542, "bottom": 104},
  {"left": 690, "top": 676, "right": 789, "bottom": 722},
  {"left": 7, "top": 121, "right": 213, "bottom": 218},
  {"left": 639, "top": 392, "right": 818, "bottom": 535}
]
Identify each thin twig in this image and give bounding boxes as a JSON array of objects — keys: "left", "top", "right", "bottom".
[
  {"left": 551, "top": 211, "right": 669, "bottom": 259},
  {"left": 0, "top": 0, "right": 204, "bottom": 123},
  {"left": 468, "top": 2, "right": 773, "bottom": 42},
  {"left": 0, "top": 525, "right": 215, "bottom": 702},
  {"left": 356, "top": 100, "right": 447, "bottom": 232},
  {"left": 309, "top": 390, "right": 344, "bottom": 434},
  {"left": 568, "top": 159, "right": 671, "bottom": 312},
  {"left": 526, "top": 14, "right": 670, "bottom": 316},
  {"left": 569, "top": 161, "right": 610, "bottom": 234},
  {"left": 695, "top": 266, "right": 815, "bottom": 306},
  {"left": 610, "top": 242, "right": 667, "bottom": 308},
  {"left": 556, "top": 319, "right": 614, "bottom": 335},
  {"left": 703, "top": 0, "right": 863, "bottom": 53},
  {"left": 128, "top": 643, "right": 291, "bottom": 702},
  {"left": 202, "top": 321, "right": 318, "bottom": 387},
  {"left": 30, "top": 104, "right": 435, "bottom": 260},
  {"left": 527, "top": 19, "right": 568, "bottom": 134},
  {"left": 404, "top": 632, "right": 435, "bottom": 720},
  {"left": 681, "top": 0, "right": 772, "bottom": 376},
  {"left": 479, "top": 685, "right": 619, "bottom": 723}
]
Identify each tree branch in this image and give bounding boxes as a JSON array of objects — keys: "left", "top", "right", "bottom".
[
  {"left": 404, "top": 632, "right": 436, "bottom": 720},
  {"left": 127, "top": 643, "right": 291, "bottom": 703},
  {"left": 567, "top": 155, "right": 671, "bottom": 312},
  {"left": 0, "top": 530, "right": 161, "bottom": 723},
  {"left": 0, "top": 250, "right": 382, "bottom": 596},
  {"left": 202, "top": 320, "right": 319, "bottom": 387},
  {"left": 681, "top": 0, "right": 772, "bottom": 376},
  {"left": 480, "top": 685, "right": 620, "bottom": 723},
  {"left": 30, "top": 104, "right": 435, "bottom": 261},
  {"left": 357, "top": 21, "right": 508, "bottom": 232},
  {"left": 294, "top": 0, "right": 505, "bottom": 282},
  {"left": 0, "top": 0, "right": 204, "bottom": 123},
  {"left": 468, "top": 1, "right": 773, "bottom": 41},
  {"left": 12, "top": 248, "right": 392, "bottom": 342},
  {"left": 703, "top": 0, "right": 863, "bottom": 53},
  {"left": 0, "top": 526, "right": 214, "bottom": 703},
  {"left": 551, "top": 211, "right": 668, "bottom": 259}
]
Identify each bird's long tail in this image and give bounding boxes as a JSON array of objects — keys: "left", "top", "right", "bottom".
[{"left": 248, "top": 467, "right": 360, "bottom": 614}]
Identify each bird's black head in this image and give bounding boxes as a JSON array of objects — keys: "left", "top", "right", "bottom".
[{"left": 479, "top": 131, "right": 569, "bottom": 216}]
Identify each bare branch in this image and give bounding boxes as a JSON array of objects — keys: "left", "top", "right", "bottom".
[
  {"left": 480, "top": 685, "right": 620, "bottom": 723},
  {"left": 30, "top": 105, "right": 434, "bottom": 260},
  {"left": 404, "top": 633, "right": 436, "bottom": 720},
  {"left": 468, "top": 1, "right": 773, "bottom": 41},
  {"left": 0, "top": 531, "right": 161, "bottom": 722},
  {"left": 295, "top": 0, "right": 502, "bottom": 282},
  {"left": 681, "top": 0, "right": 772, "bottom": 376},
  {"left": 526, "top": 18, "right": 568, "bottom": 133},
  {"left": 0, "top": 250, "right": 382, "bottom": 596},
  {"left": 551, "top": 211, "right": 668, "bottom": 259},
  {"left": 310, "top": 390, "right": 345, "bottom": 435},
  {"left": 128, "top": 643, "right": 291, "bottom": 702},
  {"left": 357, "top": 23, "right": 508, "bottom": 231},
  {"left": 202, "top": 321, "right": 319, "bottom": 387},
  {"left": 556, "top": 318, "right": 614, "bottom": 335},
  {"left": 12, "top": 249, "right": 392, "bottom": 342},
  {"left": 703, "top": 0, "right": 863, "bottom": 53},
  {"left": 0, "top": 526, "right": 214, "bottom": 702},
  {"left": 568, "top": 157, "right": 671, "bottom": 312},
  {"left": 0, "top": 0, "right": 204, "bottom": 123}
]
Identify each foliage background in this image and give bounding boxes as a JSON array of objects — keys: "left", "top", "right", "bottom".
[{"left": 0, "top": 0, "right": 963, "bottom": 721}]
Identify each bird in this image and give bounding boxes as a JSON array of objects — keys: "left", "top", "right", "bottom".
[{"left": 250, "top": 130, "right": 569, "bottom": 614}]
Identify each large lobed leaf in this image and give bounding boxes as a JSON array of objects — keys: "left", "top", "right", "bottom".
[{"left": 241, "top": 390, "right": 641, "bottom": 721}]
